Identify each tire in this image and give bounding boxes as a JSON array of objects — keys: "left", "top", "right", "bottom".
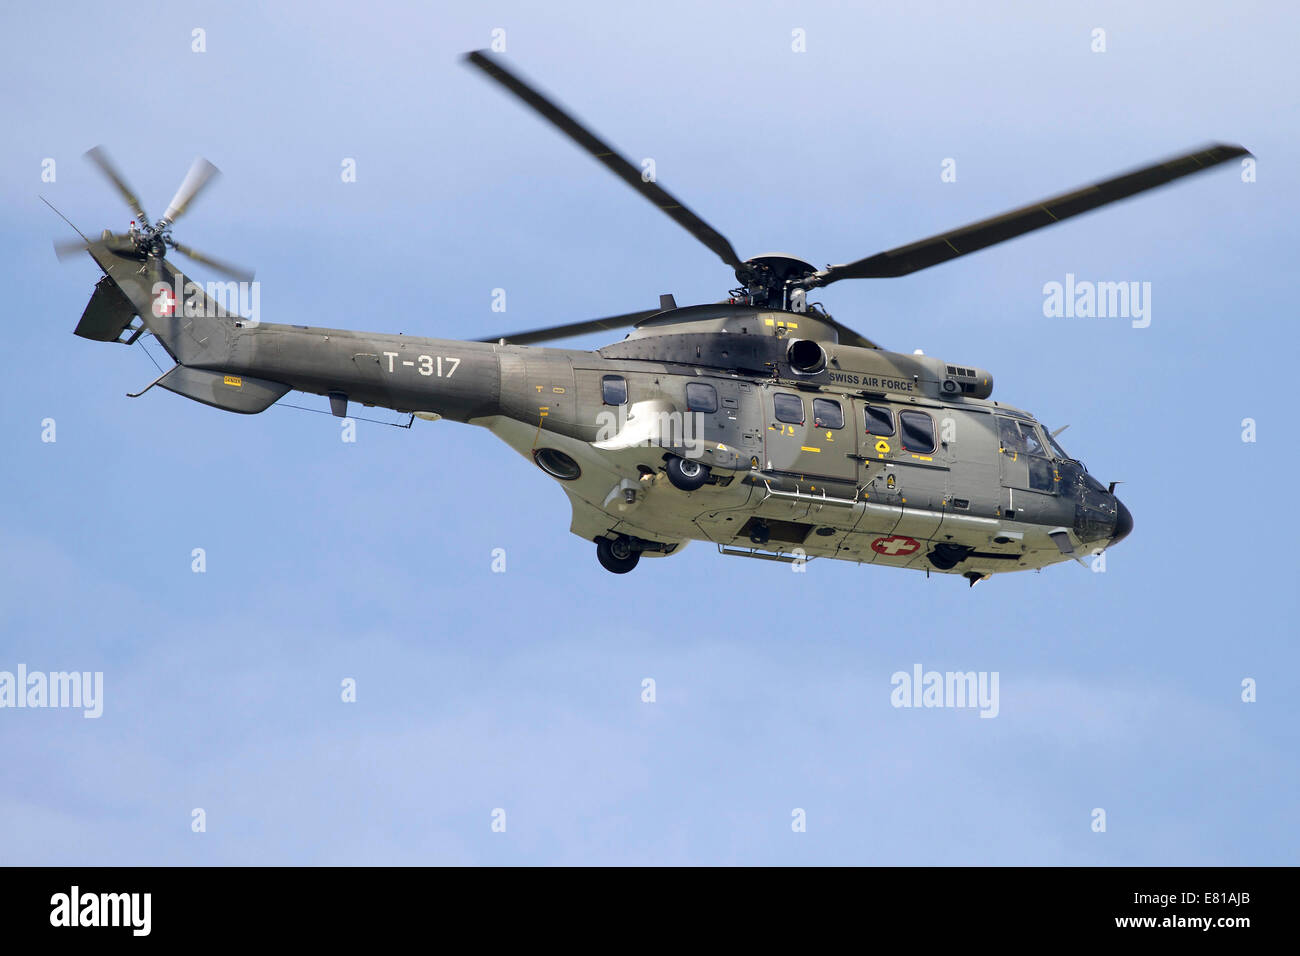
[
  {"left": 927, "top": 543, "right": 966, "bottom": 571},
  {"left": 596, "top": 536, "right": 640, "bottom": 574},
  {"left": 665, "top": 455, "right": 710, "bottom": 491}
]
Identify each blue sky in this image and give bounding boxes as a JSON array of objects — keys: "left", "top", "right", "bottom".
[{"left": 1, "top": 0, "right": 1296, "bottom": 864}]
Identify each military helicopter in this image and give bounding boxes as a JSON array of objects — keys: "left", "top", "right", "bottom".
[{"left": 54, "top": 51, "right": 1248, "bottom": 583}]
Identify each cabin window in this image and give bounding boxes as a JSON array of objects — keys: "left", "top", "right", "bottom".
[
  {"left": 773, "top": 393, "right": 804, "bottom": 425},
  {"left": 685, "top": 382, "right": 718, "bottom": 414},
  {"left": 898, "top": 411, "right": 936, "bottom": 454},
  {"left": 812, "top": 398, "right": 844, "bottom": 429},
  {"left": 863, "top": 404, "right": 895, "bottom": 436},
  {"left": 601, "top": 375, "right": 627, "bottom": 406}
]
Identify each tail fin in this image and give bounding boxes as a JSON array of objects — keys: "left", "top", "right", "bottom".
[
  {"left": 73, "top": 235, "right": 238, "bottom": 367},
  {"left": 70, "top": 237, "right": 287, "bottom": 414}
]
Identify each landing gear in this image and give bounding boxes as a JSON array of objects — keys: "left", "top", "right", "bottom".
[
  {"left": 596, "top": 535, "right": 641, "bottom": 574},
  {"left": 665, "top": 455, "right": 710, "bottom": 491},
  {"left": 926, "top": 542, "right": 970, "bottom": 571}
]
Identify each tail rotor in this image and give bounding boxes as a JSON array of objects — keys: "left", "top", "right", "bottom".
[{"left": 63, "top": 146, "right": 254, "bottom": 281}]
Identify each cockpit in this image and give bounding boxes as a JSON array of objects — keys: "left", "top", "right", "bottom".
[{"left": 997, "top": 415, "right": 1131, "bottom": 547}]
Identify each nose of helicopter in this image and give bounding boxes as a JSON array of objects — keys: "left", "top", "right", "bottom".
[{"left": 1111, "top": 498, "right": 1134, "bottom": 546}]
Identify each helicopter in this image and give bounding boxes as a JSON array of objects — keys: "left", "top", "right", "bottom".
[{"left": 54, "top": 51, "right": 1248, "bottom": 583}]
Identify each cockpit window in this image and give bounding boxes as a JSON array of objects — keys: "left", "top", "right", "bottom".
[
  {"left": 1045, "top": 430, "right": 1070, "bottom": 461},
  {"left": 997, "top": 417, "right": 1043, "bottom": 456},
  {"left": 1027, "top": 457, "right": 1056, "bottom": 492}
]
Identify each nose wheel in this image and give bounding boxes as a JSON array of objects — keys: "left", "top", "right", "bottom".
[{"left": 596, "top": 535, "right": 641, "bottom": 573}]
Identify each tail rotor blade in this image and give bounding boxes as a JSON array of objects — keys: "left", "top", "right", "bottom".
[
  {"left": 85, "top": 146, "right": 149, "bottom": 224},
  {"left": 53, "top": 238, "right": 93, "bottom": 260},
  {"left": 170, "top": 240, "right": 254, "bottom": 282},
  {"left": 161, "top": 158, "right": 220, "bottom": 226}
]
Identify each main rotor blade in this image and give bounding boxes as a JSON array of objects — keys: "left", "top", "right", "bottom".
[
  {"left": 477, "top": 309, "right": 660, "bottom": 346},
  {"left": 161, "top": 157, "right": 220, "bottom": 226},
  {"left": 85, "top": 146, "right": 149, "bottom": 224},
  {"left": 464, "top": 50, "right": 744, "bottom": 272},
  {"left": 169, "top": 241, "right": 255, "bottom": 282},
  {"left": 813, "top": 143, "right": 1251, "bottom": 285}
]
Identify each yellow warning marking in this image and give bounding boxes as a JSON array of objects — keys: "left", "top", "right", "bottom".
[
  {"left": 875, "top": 439, "right": 891, "bottom": 455},
  {"left": 764, "top": 318, "right": 775, "bottom": 327},
  {"left": 787, "top": 322, "right": 797, "bottom": 329},
  {"left": 223, "top": 375, "right": 242, "bottom": 387},
  {"left": 800, "top": 446, "right": 821, "bottom": 453},
  {"left": 910, "top": 454, "right": 933, "bottom": 462},
  {"left": 552, "top": 386, "right": 566, "bottom": 394}
]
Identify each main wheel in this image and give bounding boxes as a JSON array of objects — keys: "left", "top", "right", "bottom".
[
  {"left": 665, "top": 455, "right": 710, "bottom": 491},
  {"left": 596, "top": 536, "right": 641, "bottom": 574}
]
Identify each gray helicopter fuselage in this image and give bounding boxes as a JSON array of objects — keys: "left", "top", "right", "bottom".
[{"left": 82, "top": 247, "right": 1126, "bottom": 580}]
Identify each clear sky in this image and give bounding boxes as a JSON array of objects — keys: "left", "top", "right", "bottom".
[{"left": 1, "top": 0, "right": 1296, "bottom": 864}]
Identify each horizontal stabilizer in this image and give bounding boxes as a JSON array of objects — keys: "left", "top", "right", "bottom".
[{"left": 156, "top": 366, "right": 289, "bottom": 414}]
